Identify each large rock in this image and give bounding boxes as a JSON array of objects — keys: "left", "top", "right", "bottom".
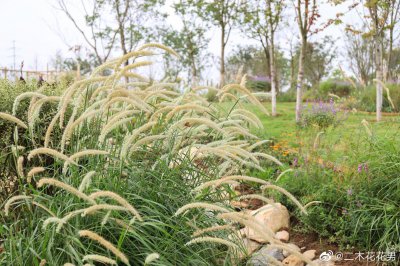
[
  {"left": 282, "top": 254, "right": 304, "bottom": 266},
  {"left": 282, "top": 243, "right": 301, "bottom": 257},
  {"left": 243, "top": 203, "right": 290, "bottom": 243},
  {"left": 275, "top": 230, "right": 290, "bottom": 242},
  {"left": 303, "top": 250, "right": 316, "bottom": 260},
  {"left": 247, "top": 245, "right": 285, "bottom": 266},
  {"left": 229, "top": 231, "right": 261, "bottom": 260}
]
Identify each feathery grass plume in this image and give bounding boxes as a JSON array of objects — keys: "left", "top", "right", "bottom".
[
  {"left": 64, "top": 263, "right": 75, "bottom": 266},
  {"left": 192, "top": 224, "right": 235, "bottom": 237},
  {"left": 104, "top": 96, "right": 153, "bottom": 113},
  {"left": 261, "top": 184, "right": 307, "bottom": 215},
  {"left": 196, "top": 146, "right": 262, "bottom": 170},
  {"left": 58, "top": 76, "right": 108, "bottom": 127},
  {"left": 169, "top": 117, "right": 226, "bottom": 135},
  {"left": 27, "top": 167, "right": 46, "bottom": 182},
  {"left": 123, "top": 72, "right": 150, "bottom": 82},
  {"left": 81, "top": 204, "right": 129, "bottom": 217},
  {"left": 37, "top": 178, "right": 96, "bottom": 204},
  {"left": 361, "top": 119, "right": 373, "bottom": 136},
  {"left": 165, "top": 104, "right": 210, "bottom": 120},
  {"left": 11, "top": 145, "right": 25, "bottom": 157},
  {"left": 239, "top": 74, "right": 247, "bottom": 87},
  {"left": 99, "top": 116, "right": 136, "bottom": 143},
  {"left": 275, "top": 169, "right": 294, "bottom": 182},
  {"left": 17, "top": 156, "right": 24, "bottom": 178},
  {"left": 144, "top": 91, "right": 174, "bottom": 103},
  {"left": 113, "top": 50, "right": 155, "bottom": 69},
  {"left": 44, "top": 112, "right": 60, "bottom": 147},
  {"left": 253, "top": 152, "right": 283, "bottom": 166},
  {"left": 90, "top": 85, "right": 113, "bottom": 100},
  {"left": 230, "top": 113, "right": 261, "bottom": 129},
  {"left": 4, "top": 195, "right": 31, "bottom": 216},
  {"left": 116, "top": 61, "right": 153, "bottom": 79},
  {"left": 248, "top": 140, "right": 270, "bottom": 151},
  {"left": 39, "top": 259, "right": 47, "bottom": 266},
  {"left": 219, "top": 92, "right": 239, "bottom": 102},
  {"left": 313, "top": 131, "right": 324, "bottom": 150},
  {"left": 220, "top": 145, "right": 259, "bottom": 164},
  {"left": 79, "top": 171, "right": 96, "bottom": 192},
  {"left": 57, "top": 209, "right": 86, "bottom": 232},
  {"left": 28, "top": 147, "right": 75, "bottom": 165},
  {"left": 63, "top": 150, "right": 109, "bottom": 173},
  {"left": 78, "top": 230, "right": 130, "bottom": 266},
  {"left": 138, "top": 43, "right": 180, "bottom": 58},
  {"left": 217, "top": 212, "right": 276, "bottom": 243},
  {"left": 185, "top": 236, "right": 238, "bottom": 249},
  {"left": 193, "top": 175, "right": 270, "bottom": 193},
  {"left": 328, "top": 93, "right": 341, "bottom": 99},
  {"left": 28, "top": 96, "right": 61, "bottom": 129},
  {"left": 144, "top": 253, "right": 160, "bottom": 265},
  {"left": 43, "top": 217, "right": 64, "bottom": 230},
  {"left": 64, "top": 109, "right": 103, "bottom": 141},
  {"left": 149, "top": 105, "right": 175, "bottom": 121},
  {"left": 219, "top": 84, "right": 270, "bottom": 115},
  {"left": 32, "top": 201, "right": 56, "bottom": 216},
  {"left": 120, "top": 121, "right": 157, "bottom": 158},
  {"left": 224, "top": 126, "right": 259, "bottom": 139},
  {"left": 106, "top": 110, "right": 140, "bottom": 129},
  {"left": 236, "top": 194, "right": 274, "bottom": 204},
  {"left": 231, "top": 108, "right": 263, "bottom": 128},
  {"left": 374, "top": 79, "right": 396, "bottom": 110},
  {"left": 128, "top": 135, "right": 166, "bottom": 153},
  {"left": 0, "top": 112, "right": 28, "bottom": 129},
  {"left": 12, "top": 92, "right": 46, "bottom": 115},
  {"left": 175, "top": 202, "right": 230, "bottom": 216},
  {"left": 83, "top": 254, "right": 117, "bottom": 265},
  {"left": 304, "top": 201, "right": 322, "bottom": 209},
  {"left": 89, "top": 191, "right": 142, "bottom": 221}
]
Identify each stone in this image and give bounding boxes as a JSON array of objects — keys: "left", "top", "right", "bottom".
[
  {"left": 282, "top": 243, "right": 301, "bottom": 257},
  {"left": 302, "top": 250, "right": 316, "bottom": 260},
  {"left": 282, "top": 254, "right": 304, "bottom": 266},
  {"left": 244, "top": 203, "right": 290, "bottom": 243},
  {"left": 275, "top": 230, "right": 290, "bottom": 242},
  {"left": 247, "top": 245, "right": 285, "bottom": 266}
]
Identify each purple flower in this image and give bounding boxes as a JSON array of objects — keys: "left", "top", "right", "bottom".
[
  {"left": 293, "top": 157, "right": 298, "bottom": 167},
  {"left": 357, "top": 164, "right": 363, "bottom": 173},
  {"left": 364, "top": 163, "right": 368, "bottom": 173},
  {"left": 347, "top": 188, "right": 353, "bottom": 196}
]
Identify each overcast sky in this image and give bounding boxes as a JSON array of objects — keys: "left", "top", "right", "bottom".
[{"left": 0, "top": 0, "right": 362, "bottom": 79}]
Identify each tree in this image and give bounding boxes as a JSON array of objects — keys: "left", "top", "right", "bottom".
[
  {"left": 362, "top": 0, "right": 391, "bottom": 121},
  {"left": 293, "top": 0, "right": 320, "bottom": 122},
  {"left": 194, "top": 0, "right": 242, "bottom": 87},
  {"left": 57, "top": 0, "right": 164, "bottom": 66},
  {"left": 385, "top": 0, "right": 400, "bottom": 80},
  {"left": 243, "top": 0, "right": 285, "bottom": 116},
  {"left": 345, "top": 31, "right": 374, "bottom": 86},
  {"left": 161, "top": 0, "right": 211, "bottom": 85}
]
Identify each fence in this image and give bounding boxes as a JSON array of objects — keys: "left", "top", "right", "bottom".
[{"left": 0, "top": 67, "right": 63, "bottom": 82}]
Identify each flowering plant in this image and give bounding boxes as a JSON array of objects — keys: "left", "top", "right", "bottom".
[{"left": 299, "top": 98, "right": 348, "bottom": 128}]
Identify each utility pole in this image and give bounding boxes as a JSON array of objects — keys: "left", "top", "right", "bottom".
[{"left": 11, "top": 40, "right": 16, "bottom": 71}]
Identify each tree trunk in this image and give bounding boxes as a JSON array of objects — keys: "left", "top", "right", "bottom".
[
  {"left": 220, "top": 25, "right": 226, "bottom": 88},
  {"left": 375, "top": 36, "right": 383, "bottom": 122},
  {"left": 296, "top": 37, "right": 306, "bottom": 122},
  {"left": 269, "top": 34, "right": 277, "bottom": 116}
]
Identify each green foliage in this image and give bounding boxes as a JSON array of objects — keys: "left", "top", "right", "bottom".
[{"left": 319, "top": 79, "right": 353, "bottom": 98}]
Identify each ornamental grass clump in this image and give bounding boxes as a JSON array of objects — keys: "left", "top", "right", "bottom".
[{"left": 0, "top": 43, "right": 311, "bottom": 265}]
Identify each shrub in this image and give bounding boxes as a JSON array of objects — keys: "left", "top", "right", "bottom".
[
  {"left": 319, "top": 79, "right": 353, "bottom": 98},
  {"left": 299, "top": 99, "right": 347, "bottom": 129}
]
